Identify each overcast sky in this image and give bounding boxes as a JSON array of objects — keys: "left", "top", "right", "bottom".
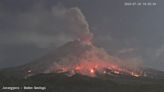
[{"left": 0, "top": 0, "right": 164, "bottom": 71}]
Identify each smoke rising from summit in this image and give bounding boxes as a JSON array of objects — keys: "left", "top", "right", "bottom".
[{"left": 52, "top": 5, "right": 93, "bottom": 42}]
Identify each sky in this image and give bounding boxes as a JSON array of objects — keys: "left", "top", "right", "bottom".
[{"left": 0, "top": 0, "right": 164, "bottom": 71}]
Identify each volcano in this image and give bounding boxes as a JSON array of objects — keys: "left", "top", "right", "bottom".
[
  {"left": 1, "top": 40, "right": 164, "bottom": 79},
  {"left": 1, "top": 40, "right": 164, "bottom": 92},
  {"left": 3, "top": 40, "right": 142, "bottom": 77},
  {"left": 1, "top": 6, "right": 162, "bottom": 79}
]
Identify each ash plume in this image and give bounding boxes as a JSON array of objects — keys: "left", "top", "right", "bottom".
[
  {"left": 52, "top": 5, "right": 93, "bottom": 43},
  {"left": 65, "top": 7, "right": 93, "bottom": 42}
]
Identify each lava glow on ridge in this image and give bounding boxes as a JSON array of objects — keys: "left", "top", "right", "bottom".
[{"left": 55, "top": 60, "right": 142, "bottom": 78}]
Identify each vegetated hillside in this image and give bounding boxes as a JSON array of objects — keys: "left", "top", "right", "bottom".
[{"left": 0, "top": 73, "right": 164, "bottom": 92}]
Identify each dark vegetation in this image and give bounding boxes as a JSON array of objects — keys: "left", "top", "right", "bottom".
[{"left": 0, "top": 73, "right": 164, "bottom": 92}]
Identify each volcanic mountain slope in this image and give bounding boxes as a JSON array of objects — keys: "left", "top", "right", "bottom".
[
  {"left": 0, "top": 40, "right": 84, "bottom": 74},
  {"left": 1, "top": 40, "right": 164, "bottom": 79},
  {"left": 0, "top": 40, "right": 106, "bottom": 77}
]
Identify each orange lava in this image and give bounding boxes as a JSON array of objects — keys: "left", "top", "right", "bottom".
[
  {"left": 54, "top": 61, "right": 142, "bottom": 78},
  {"left": 90, "top": 68, "right": 95, "bottom": 74}
]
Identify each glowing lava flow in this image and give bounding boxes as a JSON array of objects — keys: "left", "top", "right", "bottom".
[
  {"left": 55, "top": 61, "right": 143, "bottom": 78},
  {"left": 90, "top": 68, "right": 95, "bottom": 74}
]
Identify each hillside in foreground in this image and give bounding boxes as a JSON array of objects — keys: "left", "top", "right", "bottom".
[{"left": 0, "top": 73, "right": 164, "bottom": 92}]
